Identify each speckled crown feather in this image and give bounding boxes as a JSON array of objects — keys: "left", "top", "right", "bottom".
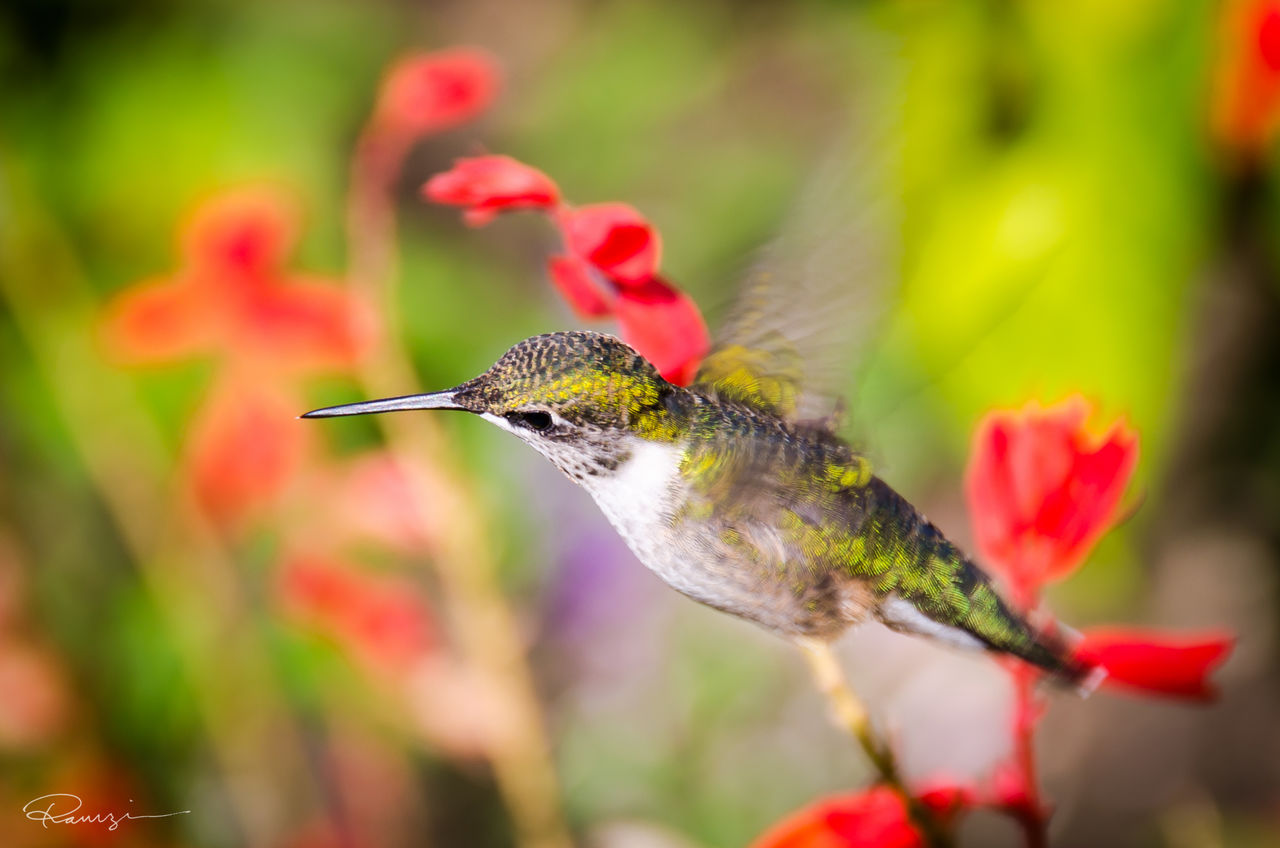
[{"left": 453, "top": 331, "right": 686, "bottom": 439}]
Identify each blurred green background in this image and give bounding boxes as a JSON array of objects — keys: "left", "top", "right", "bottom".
[{"left": 1, "top": 0, "right": 1278, "bottom": 846}]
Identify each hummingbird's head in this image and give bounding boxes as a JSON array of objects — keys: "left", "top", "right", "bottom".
[{"left": 303, "top": 331, "right": 689, "bottom": 480}]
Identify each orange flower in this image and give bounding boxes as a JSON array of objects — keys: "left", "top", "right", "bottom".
[
  {"left": 102, "top": 188, "right": 374, "bottom": 373},
  {"left": 184, "top": 376, "right": 311, "bottom": 529}
]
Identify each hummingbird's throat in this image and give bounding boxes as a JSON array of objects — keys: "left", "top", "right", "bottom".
[{"left": 531, "top": 430, "right": 637, "bottom": 484}]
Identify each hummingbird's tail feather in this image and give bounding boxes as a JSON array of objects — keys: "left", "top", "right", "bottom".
[
  {"left": 860, "top": 478, "right": 1093, "bottom": 688},
  {"left": 1031, "top": 621, "right": 1108, "bottom": 695},
  {"left": 875, "top": 583, "right": 1092, "bottom": 686},
  {"left": 991, "top": 618, "right": 1095, "bottom": 690}
]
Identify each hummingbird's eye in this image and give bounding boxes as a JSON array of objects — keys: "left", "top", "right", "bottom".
[{"left": 508, "top": 410, "right": 553, "bottom": 432}]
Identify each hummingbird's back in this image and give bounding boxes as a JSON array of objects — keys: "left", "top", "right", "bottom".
[{"left": 646, "top": 388, "right": 1080, "bottom": 679}]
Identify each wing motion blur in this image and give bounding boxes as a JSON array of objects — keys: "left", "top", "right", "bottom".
[{"left": 693, "top": 47, "right": 903, "bottom": 431}]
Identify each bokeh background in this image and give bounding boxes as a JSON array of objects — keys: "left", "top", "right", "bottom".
[{"left": 1, "top": 0, "right": 1278, "bottom": 846}]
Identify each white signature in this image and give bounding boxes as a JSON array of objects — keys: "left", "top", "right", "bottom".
[{"left": 23, "top": 794, "right": 191, "bottom": 831}]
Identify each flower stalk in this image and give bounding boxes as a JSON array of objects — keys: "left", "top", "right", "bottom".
[
  {"left": 798, "top": 639, "right": 954, "bottom": 848},
  {"left": 345, "top": 80, "right": 573, "bottom": 848}
]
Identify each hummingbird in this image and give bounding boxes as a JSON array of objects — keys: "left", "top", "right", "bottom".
[
  {"left": 302, "top": 327, "right": 1086, "bottom": 684},
  {"left": 302, "top": 97, "right": 1089, "bottom": 683}
]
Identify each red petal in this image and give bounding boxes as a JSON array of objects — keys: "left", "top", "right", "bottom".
[
  {"left": 375, "top": 47, "right": 500, "bottom": 138},
  {"left": 182, "top": 188, "right": 300, "bottom": 278},
  {"left": 233, "top": 276, "right": 377, "bottom": 372},
  {"left": 561, "top": 203, "right": 661, "bottom": 286},
  {"left": 1075, "top": 627, "right": 1233, "bottom": 701},
  {"left": 279, "top": 555, "right": 435, "bottom": 672},
  {"left": 1038, "top": 423, "right": 1138, "bottom": 581},
  {"left": 614, "top": 277, "right": 709, "bottom": 385},
  {"left": 917, "top": 783, "right": 976, "bottom": 823},
  {"left": 546, "top": 254, "right": 613, "bottom": 318},
  {"left": 345, "top": 582, "right": 436, "bottom": 672},
  {"left": 964, "top": 397, "right": 1138, "bottom": 596},
  {"left": 1074, "top": 627, "right": 1235, "bottom": 700},
  {"left": 750, "top": 787, "right": 924, "bottom": 848},
  {"left": 185, "top": 379, "right": 310, "bottom": 529},
  {"left": 1264, "top": 4, "right": 1280, "bottom": 70},
  {"left": 423, "top": 155, "right": 561, "bottom": 226},
  {"left": 100, "top": 275, "right": 219, "bottom": 363}
]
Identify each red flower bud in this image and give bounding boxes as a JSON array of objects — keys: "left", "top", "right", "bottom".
[
  {"left": 423, "top": 155, "right": 561, "bottom": 226},
  {"left": 374, "top": 47, "right": 500, "bottom": 138}
]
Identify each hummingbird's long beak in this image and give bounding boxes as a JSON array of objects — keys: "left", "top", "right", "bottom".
[{"left": 300, "top": 390, "right": 463, "bottom": 419}]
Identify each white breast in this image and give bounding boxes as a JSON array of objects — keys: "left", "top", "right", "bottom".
[
  {"left": 580, "top": 440, "right": 682, "bottom": 544},
  {"left": 575, "top": 440, "right": 702, "bottom": 594}
]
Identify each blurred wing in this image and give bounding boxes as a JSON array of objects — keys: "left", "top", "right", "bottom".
[{"left": 694, "top": 49, "right": 902, "bottom": 427}]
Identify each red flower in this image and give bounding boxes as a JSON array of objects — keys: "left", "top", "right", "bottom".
[
  {"left": 1074, "top": 628, "right": 1235, "bottom": 701},
  {"left": 280, "top": 555, "right": 435, "bottom": 672},
  {"left": 965, "top": 396, "right": 1138, "bottom": 600},
  {"left": 102, "top": 188, "right": 374, "bottom": 373},
  {"left": 185, "top": 377, "right": 311, "bottom": 529},
  {"left": 546, "top": 254, "right": 612, "bottom": 318},
  {"left": 424, "top": 156, "right": 710, "bottom": 384},
  {"left": 422, "top": 155, "right": 559, "bottom": 227},
  {"left": 560, "top": 202, "right": 661, "bottom": 286},
  {"left": 374, "top": 47, "right": 500, "bottom": 139},
  {"left": 613, "top": 276, "right": 709, "bottom": 386},
  {"left": 915, "top": 783, "right": 976, "bottom": 823},
  {"left": 964, "top": 397, "right": 1236, "bottom": 845},
  {"left": 751, "top": 784, "right": 972, "bottom": 848},
  {"left": 1212, "top": 0, "right": 1280, "bottom": 155}
]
